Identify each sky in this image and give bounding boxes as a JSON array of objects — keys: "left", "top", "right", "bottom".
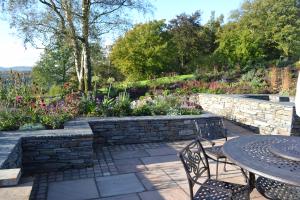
[{"left": 0, "top": 0, "right": 243, "bottom": 67}]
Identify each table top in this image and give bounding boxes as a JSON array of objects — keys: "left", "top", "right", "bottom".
[
  {"left": 269, "top": 141, "right": 300, "bottom": 161},
  {"left": 222, "top": 135, "right": 300, "bottom": 186}
]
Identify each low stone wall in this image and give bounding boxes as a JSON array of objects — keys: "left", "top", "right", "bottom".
[
  {"left": 22, "top": 135, "right": 93, "bottom": 174},
  {"left": 0, "top": 126, "right": 93, "bottom": 174},
  {"left": 88, "top": 114, "right": 220, "bottom": 145},
  {"left": 189, "top": 94, "right": 299, "bottom": 136},
  {"left": 0, "top": 114, "right": 222, "bottom": 174}
]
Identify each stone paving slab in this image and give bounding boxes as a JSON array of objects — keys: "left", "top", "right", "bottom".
[
  {"left": 47, "top": 178, "right": 99, "bottom": 200},
  {"left": 0, "top": 181, "right": 33, "bottom": 200},
  {"left": 96, "top": 173, "right": 144, "bottom": 197},
  {"left": 145, "top": 147, "right": 177, "bottom": 156},
  {"left": 163, "top": 168, "right": 188, "bottom": 183},
  {"left": 138, "top": 187, "right": 189, "bottom": 200},
  {"left": 114, "top": 158, "right": 147, "bottom": 173},
  {"left": 137, "top": 170, "right": 178, "bottom": 190},
  {"left": 141, "top": 155, "right": 181, "bottom": 169},
  {"left": 99, "top": 193, "right": 140, "bottom": 200},
  {"left": 111, "top": 150, "right": 150, "bottom": 160}
]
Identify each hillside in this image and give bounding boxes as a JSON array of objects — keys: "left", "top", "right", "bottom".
[{"left": 0, "top": 66, "right": 32, "bottom": 72}]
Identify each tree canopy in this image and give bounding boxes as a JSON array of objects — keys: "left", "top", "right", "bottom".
[
  {"left": 32, "top": 42, "right": 74, "bottom": 88},
  {"left": 3, "top": 0, "right": 300, "bottom": 84},
  {"left": 110, "top": 20, "right": 176, "bottom": 81},
  {"left": 215, "top": 0, "right": 300, "bottom": 69},
  {"left": 2, "top": 0, "right": 152, "bottom": 92}
]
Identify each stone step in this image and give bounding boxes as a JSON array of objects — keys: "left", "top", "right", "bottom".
[
  {"left": 0, "top": 181, "right": 33, "bottom": 200},
  {"left": 0, "top": 168, "right": 22, "bottom": 187}
]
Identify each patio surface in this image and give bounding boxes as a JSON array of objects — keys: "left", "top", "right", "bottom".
[{"left": 27, "top": 120, "right": 267, "bottom": 200}]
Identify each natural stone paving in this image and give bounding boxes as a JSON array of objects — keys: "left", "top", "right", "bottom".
[
  {"left": 47, "top": 178, "right": 99, "bottom": 200},
  {"left": 27, "top": 120, "right": 266, "bottom": 200}
]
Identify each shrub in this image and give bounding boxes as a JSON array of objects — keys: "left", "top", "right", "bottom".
[
  {"left": 179, "top": 107, "right": 202, "bottom": 115},
  {"left": 132, "top": 104, "right": 152, "bottom": 116},
  {"left": 48, "top": 84, "right": 63, "bottom": 96},
  {"left": 0, "top": 110, "right": 22, "bottom": 131},
  {"left": 40, "top": 112, "right": 71, "bottom": 129},
  {"left": 195, "top": 71, "right": 224, "bottom": 82},
  {"left": 151, "top": 95, "right": 180, "bottom": 115},
  {"left": 78, "top": 96, "right": 97, "bottom": 116},
  {"left": 98, "top": 96, "right": 116, "bottom": 117},
  {"left": 113, "top": 92, "right": 132, "bottom": 116}
]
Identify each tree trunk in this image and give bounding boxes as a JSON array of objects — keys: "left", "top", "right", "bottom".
[
  {"left": 62, "top": 0, "right": 85, "bottom": 92},
  {"left": 82, "top": 0, "right": 92, "bottom": 93}
]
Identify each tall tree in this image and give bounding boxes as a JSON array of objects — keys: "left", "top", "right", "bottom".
[
  {"left": 237, "top": 0, "right": 300, "bottom": 59},
  {"left": 110, "top": 20, "right": 176, "bottom": 81},
  {"left": 167, "top": 11, "right": 203, "bottom": 73},
  {"left": 2, "top": 0, "right": 151, "bottom": 93},
  {"left": 32, "top": 42, "right": 74, "bottom": 88},
  {"left": 215, "top": 0, "right": 300, "bottom": 69}
]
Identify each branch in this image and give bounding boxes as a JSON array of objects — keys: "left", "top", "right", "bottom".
[
  {"left": 39, "top": 0, "right": 66, "bottom": 30},
  {"left": 90, "top": 0, "right": 127, "bottom": 24}
]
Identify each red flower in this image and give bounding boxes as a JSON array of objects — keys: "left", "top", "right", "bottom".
[
  {"left": 16, "top": 96, "right": 23, "bottom": 103},
  {"left": 40, "top": 99, "right": 46, "bottom": 109}
]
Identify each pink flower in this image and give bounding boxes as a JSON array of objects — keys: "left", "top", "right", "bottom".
[
  {"left": 40, "top": 99, "right": 46, "bottom": 109},
  {"left": 16, "top": 96, "right": 23, "bottom": 103}
]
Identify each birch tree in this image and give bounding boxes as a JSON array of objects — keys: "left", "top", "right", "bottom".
[{"left": 2, "top": 0, "right": 151, "bottom": 93}]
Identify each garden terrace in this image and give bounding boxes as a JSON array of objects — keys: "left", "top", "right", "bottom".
[
  {"left": 0, "top": 114, "right": 228, "bottom": 198},
  {"left": 0, "top": 118, "right": 268, "bottom": 200}
]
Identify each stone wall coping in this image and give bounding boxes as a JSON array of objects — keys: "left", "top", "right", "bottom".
[
  {"left": 0, "top": 137, "right": 20, "bottom": 167},
  {"left": 194, "top": 93, "right": 295, "bottom": 107},
  {"left": 65, "top": 113, "right": 217, "bottom": 125}
]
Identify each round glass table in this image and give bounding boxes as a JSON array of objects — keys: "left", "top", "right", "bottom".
[{"left": 222, "top": 135, "right": 300, "bottom": 187}]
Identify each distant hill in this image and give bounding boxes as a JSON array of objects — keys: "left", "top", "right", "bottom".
[{"left": 0, "top": 66, "right": 33, "bottom": 72}]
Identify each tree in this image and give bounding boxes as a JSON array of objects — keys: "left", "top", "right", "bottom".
[
  {"left": 195, "top": 12, "right": 224, "bottom": 72},
  {"left": 167, "top": 11, "right": 204, "bottom": 73},
  {"left": 91, "top": 43, "right": 124, "bottom": 85},
  {"left": 215, "top": 22, "right": 266, "bottom": 68},
  {"left": 32, "top": 42, "right": 74, "bottom": 88},
  {"left": 215, "top": 0, "right": 300, "bottom": 69},
  {"left": 2, "top": 0, "right": 151, "bottom": 93},
  {"left": 110, "top": 20, "right": 176, "bottom": 81},
  {"left": 237, "top": 0, "right": 300, "bottom": 59}
]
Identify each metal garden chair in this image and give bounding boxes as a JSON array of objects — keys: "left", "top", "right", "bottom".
[
  {"left": 255, "top": 176, "right": 300, "bottom": 200},
  {"left": 193, "top": 119, "right": 233, "bottom": 179},
  {"left": 178, "top": 138, "right": 251, "bottom": 200}
]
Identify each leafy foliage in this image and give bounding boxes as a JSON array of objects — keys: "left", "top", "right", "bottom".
[
  {"left": 215, "top": 0, "right": 300, "bottom": 69},
  {"left": 110, "top": 20, "right": 176, "bottom": 81},
  {"left": 0, "top": 110, "right": 23, "bottom": 131},
  {"left": 32, "top": 42, "right": 74, "bottom": 89}
]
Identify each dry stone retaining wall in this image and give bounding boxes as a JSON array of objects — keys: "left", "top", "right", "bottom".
[
  {"left": 189, "top": 94, "right": 299, "bottom": 136},
  {"left": 0, "top": 126, "right": 94, "bottom": 174},
  {"left": 22, "top": 135, "right": 93, "bottom": 174},
  {"left": 1, "top": 114, "right": 222, "bottom": 174},
  {"left": 83, "top": 114, "right": 221, "bottom": 145}
]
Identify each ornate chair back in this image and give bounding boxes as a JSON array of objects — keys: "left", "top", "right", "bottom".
[
  {"left": 194, "top": 119, "right": 227, "bottom": 141},
  {"left": 178, "top": 139, "right": 211, "bottom": 199}
]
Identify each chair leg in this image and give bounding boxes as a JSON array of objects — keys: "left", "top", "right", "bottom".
[
  {"left": 216, "top": 158, "right": 219, "bottom": 180},
  {"left": 223, "top": 158, "right": 227, "bottom": 172}
]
